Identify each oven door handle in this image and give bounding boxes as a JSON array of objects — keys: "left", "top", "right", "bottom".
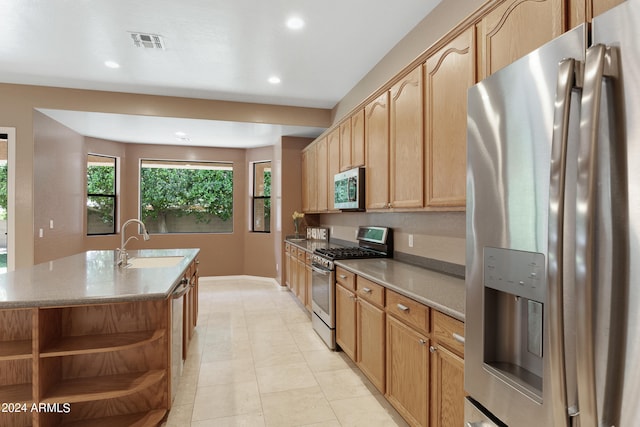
[{"left": 311, "top": 265, "right": 332, "bottom": 275}]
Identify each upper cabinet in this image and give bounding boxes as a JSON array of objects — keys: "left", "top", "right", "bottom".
[
  {"left": 327, "top": 128, "right": 341, "bottom": 212},
  {"left": 365, "top": 92, "right": 391, "bottom": 210},
  {"left": 339, "top": 109, "right": 366, "bottom": 172},
  {"left": 568, "top": 0, "right": 625, "bottom": 28},
  {"left": 424, "top": 27, "right": 476, "bottom": 208},
  {"left": 477, "top": 0, "right": 565, "bottom": 79},
  {"left": 390, "top": 65, "right": 424, "bottom": 209},
  {"left": 316, "top": 137, "right": 329, "bottom": 212}
]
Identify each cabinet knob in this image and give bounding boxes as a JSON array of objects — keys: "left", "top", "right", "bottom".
[
  {"left": 429, "top": 345, "right": 437, "bottom": 353},
  {"left": 339, "top": 274, "right": 348, "bottom": 279},
  {"left": 419, "top": 339, "right": 427, "bottom": 345}
]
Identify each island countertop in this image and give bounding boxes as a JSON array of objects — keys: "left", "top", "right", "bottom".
[{"left": 0, "top": 248, "right": 200, "bottom": 309}]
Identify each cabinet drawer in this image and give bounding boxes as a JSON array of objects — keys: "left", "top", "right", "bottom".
[
  {"left": 386, "top": 290, "right": 430, "bottom": 335},
  {"left": 290, "top": 246, "right": 297, "bottom": 257},
  {"left": 285, "top": 242, "right": 291, "bottom": 252},
  {"left": 305, "top": 251, "right": 312, "bottom": 265},
  {"left": 432, "top": 310, "right": 465, "bottom": 357},
  {"left": 336, "top": 267, "right": 356, "bottom": 291},
  {"left": 297, "top": 248, "right": 306, "bottom": 261},
  {"left": 357, "top": 277, "right": 385, "bottom": 307}
]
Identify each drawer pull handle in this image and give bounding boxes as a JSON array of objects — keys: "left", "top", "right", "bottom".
[
  {"left": 362, "top": 287, "right": 372, "bottom": 293},
  {"left": 339, "top": 274, "right": 348, "bottom": 279},
  {"left": 397, "top": 303, "right": 410, "bottom": 312},
  {"left": 453, "top": 333, "right": 465, "bottom": 344}
]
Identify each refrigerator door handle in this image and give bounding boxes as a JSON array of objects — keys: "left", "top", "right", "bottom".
[
  {"left": 575, "top": 44, "right": 618, "bottom": 427},
  {"left": 547, "top": 57, "right": 577, "bottom": 427}
]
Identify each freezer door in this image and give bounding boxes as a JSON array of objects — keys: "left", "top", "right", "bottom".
[{"left": 465, "top": 25, "right": 586, "bottom": 427}]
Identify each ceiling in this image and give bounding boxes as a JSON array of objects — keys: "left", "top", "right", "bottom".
[{"left": 2, "top": 0, "right": 441, "bottom": 148}]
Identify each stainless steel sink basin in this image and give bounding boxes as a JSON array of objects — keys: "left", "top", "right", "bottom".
[{"left": 126, "top": 256, "right": 185, "bottom": 268}]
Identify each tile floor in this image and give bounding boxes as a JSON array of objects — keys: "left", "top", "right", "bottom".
[{"left": 162, "top": 276, "right": 409, "bottom": 427}]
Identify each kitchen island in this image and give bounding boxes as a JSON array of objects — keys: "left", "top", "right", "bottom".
[{"left": 0, "top": 248, "right": 199, "bottom": 427}]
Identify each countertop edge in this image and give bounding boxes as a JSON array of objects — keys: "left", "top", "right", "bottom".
[{"left": 0, "top": 248, "right": 200, "bottom": 309}]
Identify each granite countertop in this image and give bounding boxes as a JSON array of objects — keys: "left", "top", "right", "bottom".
[
  {"left": 335, "top": 258, "right": 465, "bottom": 322},
  {"left": 0, "top": 248, "right": 200, "bottom": 309}
]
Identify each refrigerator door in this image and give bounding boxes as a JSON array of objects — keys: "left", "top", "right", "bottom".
[
  {"left": 466, "top": 26, "right": 586, "bottom": 426},
  {"left": 578, "top": 2, "right": 640, "bottom": 425}
]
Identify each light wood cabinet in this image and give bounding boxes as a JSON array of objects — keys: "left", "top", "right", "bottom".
[
  {"left": 425, "top": 26, "right": 475, "bottom": 208},
  {"left": 301, "top": 148, "right": 316, "bottom": 213},
  {"left": 351, "top": 109, "right": 366, "bottom": 169},
  {"left": 356, "top": 277, "right": 386, "bottom": 393},
  {"left": 390, "top": 65, "right": 424, "bottom": 209},
  {"left": 335, "top": 283, "right": 357, "bottom": 361},
  {"left": 296, "top": 249, "right": 306, "bottom": 305},
  {"left": 327, "top": 128, "right": 341, "bottom": 211},
  {"left": 569, "top": 0, "right": 625, "bottom": 28},
  {"left": 430, "top": 311, "right": 465, "bottom": 427},
  {"left": 339, "top": 109, "right": 366, "bottom": 172},
  {"left": 184, "top": 260, "right": 199, "bottom": 359},
  {"left": 305, "top": 252, "right": 312, "bottom": 312},
  {"left": 386, "top": 315, "right": 430, "bottom": 427},
  {"left": 339, "top": 118, "right": 352, "bottom": 172},
  {"left": 316, "top": 137, "right": 329, "bottom": 212},
  {"left": 477, "top": 0, "right": 565, "bottom": 79},
  {"left": 284, "top": 243, "right": 291, "bottom": 289},
  {"left": 365, "top": 92, "right": 391, "bottom": 210}
]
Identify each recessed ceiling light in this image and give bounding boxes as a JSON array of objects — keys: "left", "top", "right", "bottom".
[
  {"left": 104, "top": 60, "right": 120, "bottom": 69},
  {"left": 175, "top": 131, "right": 187, "bottom": 137},
  {"left": 268, "top": 76, "right": 281, "bottom": 84},
  {"left": 286, "top": 16, "right": 305, "bottom": 30}
]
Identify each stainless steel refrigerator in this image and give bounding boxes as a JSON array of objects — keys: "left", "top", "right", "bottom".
[{"left": 465, "top": 1, "right": 640, "bottom": 425}]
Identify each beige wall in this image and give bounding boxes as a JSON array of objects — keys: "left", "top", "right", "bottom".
[{"left": 0, "top": 83, "right": 330, "bottom": 269}]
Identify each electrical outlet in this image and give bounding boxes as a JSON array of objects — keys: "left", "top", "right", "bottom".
[
  {"left": 355, "top": 229, "right": 358, "bottom": 239},
  {"left": 408, "top": 234, "right": 414, "bottom": 248},
  {"left": 49, "top": 219, "right": 54, "bottom": 229},
  {"left": 39, "top": 228, "right": 44, "bottom": 238}
]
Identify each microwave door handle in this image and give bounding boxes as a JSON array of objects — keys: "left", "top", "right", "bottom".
[{"left": 348, "top": 176, "right": 356, "bottom": 201}]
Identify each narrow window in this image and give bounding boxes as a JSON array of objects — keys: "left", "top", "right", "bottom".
[
  {"left": 252, "top": 161, "right": 271, "bottom": 232},
  {"left": 87, "top": 154, "right": 117, "bottom": 235},
  {"left": 139, "top": 159, "right": 234, "bottom": 234}
]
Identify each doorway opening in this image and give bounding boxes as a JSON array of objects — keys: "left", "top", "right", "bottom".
[{"left": 0, "top": 128, "right": 15, "bottom": 272}]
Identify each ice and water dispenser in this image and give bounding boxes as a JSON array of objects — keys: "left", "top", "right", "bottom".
[{"left": 483, "top": 247, "right": 546, "bottom": 400}]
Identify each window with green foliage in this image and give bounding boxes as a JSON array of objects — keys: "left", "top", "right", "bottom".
[
  {"left": 140, "top": 159, "right": 234, "bottom": 234},
  {"left": 252, "top": 161, "right": 271, "bottom": 232},
  {"left": 87, "top": 154, "right": 117, "bottom": 235}
]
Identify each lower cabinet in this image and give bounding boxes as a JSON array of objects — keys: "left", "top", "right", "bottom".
[
  {"left": 335, "top": 282, "right": 357, "bottom": 361},
  {"left": 386, "top": 315, "right": 430, "bottom": 426},
  {"left": 285, "top": 244, "right": 312, "bottom": 311},
  {"left": 333, "top": 269, "right": 465, "bottom": 427}
]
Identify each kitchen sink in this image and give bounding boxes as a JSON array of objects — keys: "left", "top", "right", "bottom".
[{"left": 126, "top": 256, "right": 185, "bottom": 268}]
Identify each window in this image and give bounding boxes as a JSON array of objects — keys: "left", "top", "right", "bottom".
[
  {"left": 252, "top": 161, "right": 271, "bottom": 232},
  {"left": 87, "top": 154, "right": 117, "bottom": 235},
  {"left": 140, "top": 159, "right": 233, "bottom": 234}
]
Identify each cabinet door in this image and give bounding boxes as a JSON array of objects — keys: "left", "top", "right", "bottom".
[
  {"left": 339, "top": 119, "right": 352, "bottom": 172},
  {"left": 357, "top": 298, "right": 385, "bottom": 392},
  {"left": 296, "top": 255, "right": 306, "bottom": 304},
  {"left": 590, "top": 0, "right": 624, "bottom": 19},
  {"left": 477, "top": 0, "right": 564, "bottom": 79},
  {"left": 316, "top": 137, "right": 328, "bottom": 212},
  {"left": 305, "top": 262, "right": 312, "bottom": 312},
  {"left": 387, "top": 315, "right": 429, "bottom": 427},
  {"left": 327, "top": 129, "right": 341, "bottom": 211},
  {"left": 351, "top": 109, "right": 366, "bottom": 168},
  {"left": 302, "top": 148, "right": 315, "bottom": 213},
  {"left": 430, "top": 344, "right": 465, "bottom": 427},
  {"left": 284, "top": 245, "right": 291, "bottom": 289},
  {"left": 290, "top": 253, "right": 299, "bottom": 296},
  {"left": 365, "top": 93, "right": 390, "bottom": 210},
  {"left": 335, "top": 284, "right": 357, "bottom": 361},
  {"left": 425, "top": 27, "right": 475, "bottom": 207},
  {"left": 390, "top": 65, "right": 424, "bottom": 209}
]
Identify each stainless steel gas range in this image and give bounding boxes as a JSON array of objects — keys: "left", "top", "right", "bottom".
[{"left": 310, "top": 226, "right": 393, "bottom": 349}]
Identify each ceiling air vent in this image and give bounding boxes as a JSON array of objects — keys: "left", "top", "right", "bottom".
[{"left": 130, "top": 32, "right": 166, "bottom": 50}]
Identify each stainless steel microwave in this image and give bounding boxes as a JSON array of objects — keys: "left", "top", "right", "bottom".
[{"left": 334, "top": 167, "right": 365, "bottom": 210}]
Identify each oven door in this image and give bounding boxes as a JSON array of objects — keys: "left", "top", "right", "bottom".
[{"left": 311, "top": 263, "right": 335, "bottom": 327}]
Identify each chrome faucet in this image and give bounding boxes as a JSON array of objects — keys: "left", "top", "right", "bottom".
[{"left": 117, "top": 219, "right": 150, "bottom": 267}]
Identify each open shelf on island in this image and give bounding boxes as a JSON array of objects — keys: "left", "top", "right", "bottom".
[
  {"left": 0, "top": 382, "right": 33, "bottom": 404},
  {"left": 0, "top": 340, "right": 32, "bottom": 360},
  {"left": 41, "top": 370, "right": 166, "bottom": 404},
  {"left": 39, "top": 330, "right": 165, "bottom": 357}
]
